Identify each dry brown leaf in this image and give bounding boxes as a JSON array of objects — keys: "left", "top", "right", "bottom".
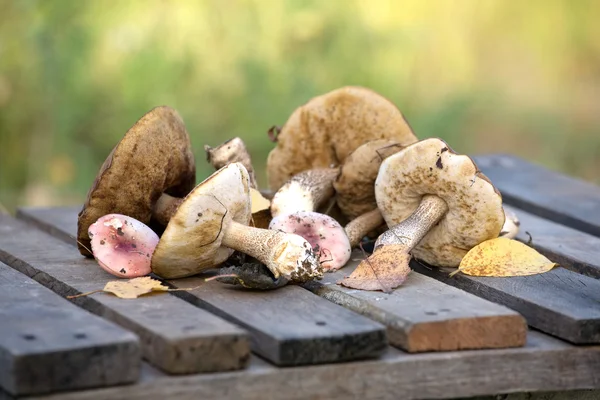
[
  {"left": 67, "top": 277, "right": 200, "bottom": 300},
  {"left": 338, "top": 245, "right": 411, "bottom": 292},
  {"left": 450, "top": 237, "right": 558, "bottom": 277}
]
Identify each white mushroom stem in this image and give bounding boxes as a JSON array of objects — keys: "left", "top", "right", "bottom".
[
  {"left": 270, "top": 168, "right": 339, "bottom": 217},
  {"left": 221, "top": 221, "right": 321, "bottom": 282},
  {"left": 375, "top": 195, "right": 449, "bottom": 252},
  {"left": 205, "top": 138, "right": 258, "bottom": 189},
  {"left": 345, "top": 208, "right": 385, "bottom": 248},
  {"left": 152, "top": 193, "right": 184, "bottom": 227},
  {"left": 499, "top": 208, "right": 520, "bottom": 239}
]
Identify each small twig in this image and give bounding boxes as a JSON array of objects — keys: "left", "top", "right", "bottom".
[
  {"left": 525, "top": 231, "right": 533, "bottom": 245},
  {"left": 205, "top": 274, "right": 239, "bottom": 282},
  {"left": 76, "top": 239, "right": 94, "bottom": 255},
  {"left": 198, "top": 195, "right": 229, "bottom": 248},
  {"left": 374, "top": 143, "right": 403, "bottom": 162}
]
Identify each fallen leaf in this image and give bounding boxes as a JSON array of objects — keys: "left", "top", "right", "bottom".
[
  {"left": 67, "top": 277, "right": 200, "bottom": 300},
  {"left": 250, "top": 188, "right": 270, "bottom": 213},
  {"left": 338, "top": 244, "right": 411, "bottom": 292},
  {"left": 450, "top": 237, "right": 558, "bottom": 277}
]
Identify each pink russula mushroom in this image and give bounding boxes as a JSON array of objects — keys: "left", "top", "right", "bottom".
[
  {"left": 268, "top": 168, "right": 352, "bottom": 272},
  {"left": 151, "top": 163, "right": 322, "bottom": 282},
  {"left": 88, "top": 214, "right": 159, "bottom": 278}
]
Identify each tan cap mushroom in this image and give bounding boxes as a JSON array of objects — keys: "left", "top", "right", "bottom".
[
  {"left": 340, "top": 138, "right": 505, "bottom": 291},
  {"left": 151, "top": 163, "right": 322, "bottom": 282},
  {"left": 266, "top": 86, "right": 418, "bottom": 191},
  {"left": 77, "top": 106, "right": 195, "bottom": 256}
]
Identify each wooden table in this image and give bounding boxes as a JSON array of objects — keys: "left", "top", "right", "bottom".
[{"left": 1, "top": 154, "right": 599, "bottom": 400}]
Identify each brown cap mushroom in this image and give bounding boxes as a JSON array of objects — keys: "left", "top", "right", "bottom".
[
  {"left": 340, "top": 138, "right": 505, "bottom": 291},
  {"left": 151, "top": 163, "right": 322, "bottom": 282},
  {"left": 266, "top": 86, "right": 418, "bottom": 191},
  {"left": 77, "top": 106, "right": 195, "bottom": 256}
]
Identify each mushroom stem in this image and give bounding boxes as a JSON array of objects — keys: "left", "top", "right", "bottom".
[
  {"left": 345, "top": 208, "right": 385, "bottom": 248},
  {"left": 222, "top": 221, "right": 322, "bottom": 282},
  {"left": 205, "top": 138, "right": 258, "bottom": 189},
  {"left": 152, "top": 193, "right": 184, "bottom": 227},
  {"left": 270, "top": 168, "right": 339, "bottom": 217},
  {"left": 375, "top": 195, "right": 449, "bottom": 251}
]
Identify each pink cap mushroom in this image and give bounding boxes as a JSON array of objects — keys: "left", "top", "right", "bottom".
[
  {"left": 268, "top": 168, "right": 352, "bottom": 272},
  {"left": 88, "top": 214, "right": 159, "bottom": 278}
]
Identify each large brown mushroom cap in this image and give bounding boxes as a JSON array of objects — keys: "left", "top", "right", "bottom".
[
  {"left": 77, "top": 106, "right": 195, "bottom": 256},
  {"left": 375, "top": 138, "right": 505, "bottom": 267},
  {"left": 266, "top": 86, "right": 418, "bottom": 190},
  {"left": 151, "top": 163, "right": 252, "bottom": 279},
  {"left": 333, "top": 139, "right": 405, "bottom": 220}
]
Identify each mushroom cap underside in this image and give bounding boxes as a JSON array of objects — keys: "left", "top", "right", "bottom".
[
  {"left": 266, "top": 86, "right": 418, "bottom": 191},
  {"left": 151, "top": 163, "right": 252, "bottom": 279},
  {"left": 375, "top": 137, "right": 505, "bottom": 267},
  {"left": 77, "top": 106, "right": 196, "bottom": 256}
]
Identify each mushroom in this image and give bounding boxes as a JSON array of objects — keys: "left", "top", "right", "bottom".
[
  {"left": 88, "top": 214, "right": 159, "bottom": 278},
  {"left": 499, "top": 209, "right": 520, "bottom": 239},
  {"left": 205, "top": 137, "right": 272, "bottom": 229},
  {"left": 334, "top": 139, "right": 406, "bottom": 247},
  {"left": 268, "top": 168, "right": 352, "bottom": 271},
  {"left": 77, "top": 106, "right": 195, "bottom": 256},
  {"left": 150, "top": 162, "right": 322, "bottom": 282},
  {"left": 340, "top": 138, "right": 505, "bottom": 292},
  {"left": 266, "top": 86, "right": 418, "bottom": 191}
]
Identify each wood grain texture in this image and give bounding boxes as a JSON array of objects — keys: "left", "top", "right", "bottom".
[
  {"left": 17, "top": 206, "right": 80, "bottom": 247},
  {"left": 0, "top": 263, "right": 140, "bottom": 396},
  {"left": 304, "top": 251, "right": 527, "bottom": 352},
  {"left": 18, "top": 332, "right": 600, "bottom": 400},
  {"left": 474, "top": 154, "right": 600, "bottom": 237},
  {"left": 506, "top": 205, "right": 600, "bottom": 279},
  {"left": 413, "top": 260, "right": 600, "bottom": 344},
  {"left": 169, "top": 277, "right": 388, "bottom": 366},
  {"left": 17, "top": 205, "right": 388, "bottom": 366},
  {"left": 0, "top": 215, "right": 251, "bottom": 375}
]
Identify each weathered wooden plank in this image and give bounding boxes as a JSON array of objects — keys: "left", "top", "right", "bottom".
[
  {"left": 507, "top": 205, "right": 600, "bottom": 279},
  {"left": 170, "top": 277, "right": 387, "bottom": 366},
  {"left": 17, "top": 205, "right": 388, "bottom": 366},
  {"left": 16, "top": 206, "right": 80, "bottom": 246},
  {"left": 18, "top": 332, "right": 600, "bottom": 400},
  {"left": 413, "top": 260, "right": 600, "bottom": 344},
  {"left": 474, "top": 154, "right": 600, "bottom": 237},
  {"left": 304, "top": 252, "right": 527, "bottom": 352},
  {"left": 0, "top": 215, "right": 250, "bottom": 375},
  {"left": 0, "top": 262, "right": 140, "bottom": 396}
]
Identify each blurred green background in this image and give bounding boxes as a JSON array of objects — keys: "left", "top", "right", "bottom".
[{"left": 1, "top": 0, "right": 599, "bottom": 213}]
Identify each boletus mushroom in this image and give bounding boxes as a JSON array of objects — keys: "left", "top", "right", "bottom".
[
  {"left": 340, "top": 138, "right": 505, "bottom": 292},
  {"left": 204, "top": 137, "right": 272, "bottom": 229},
  {"left": 150, "top": 162, "right": 322, "bottom": 282},
  {"left": 266, "top": 86, "right": 418, "bottom": 191},
  {"left": 77, "top": 106, "right": 195, "bottom": 256}
]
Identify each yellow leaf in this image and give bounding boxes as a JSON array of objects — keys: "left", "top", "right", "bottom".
[
  {"left": 67, "top": 277, "right": 201, "bottom": 300},
  {"left": 103, "top": 277, "right": 169, "bottom": 299},
  {"left": 250, "top": 188, "right": 270, "bottom": 213},
  {"left": 451, "top": 237, "right": 558, "bottom": 277}
]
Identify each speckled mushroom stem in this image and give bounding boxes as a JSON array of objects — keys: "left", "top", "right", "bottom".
[
  {"left": 205, "top": 138, "right": 258, "bottom": 189},
  {"left": 270, "top": 168, "right": 339, "bottom": 217},
  {"left": 152, "top": 193, "right": 184, "bottom": 227},
  {"left": 221, "top": 221, "right": 322, "bottom": 282},
  {"left": 375, "top": 195, "right": 449, "bottom": 252},
  {"left": 345, "top": 208, "right": 385, "bottom": 248}
]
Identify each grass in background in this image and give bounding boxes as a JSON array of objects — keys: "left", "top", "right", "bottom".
[{"left": 0, "top": 0, "right": 599, "bottom": 212}]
